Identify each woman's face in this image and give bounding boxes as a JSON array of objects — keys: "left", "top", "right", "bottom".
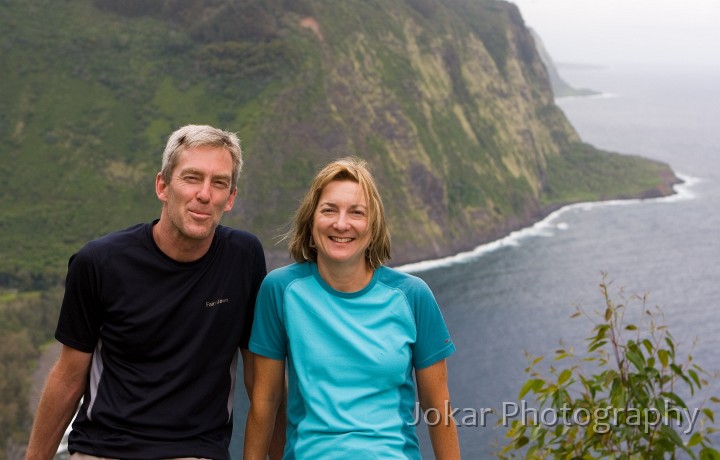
[{"left": 311, "top": 180, "right": 372, "bottom": 271}]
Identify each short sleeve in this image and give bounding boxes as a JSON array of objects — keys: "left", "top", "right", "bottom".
[
  {"left": 248, "top": 272, "right": 288, "bottom": 361},
  {"left": 409, "top": 278, "right": 456, "bottom": 369},
  {"left": 54, "top": 244, "right": 104, "bottom": 353},
  {"left": 238, "top": 236, "right": 267, "bottom": 350}
]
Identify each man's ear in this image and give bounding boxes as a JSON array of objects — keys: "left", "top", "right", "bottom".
[
  {"left": 155, "top": 172, "right": 168, "bottom": 203},
  {"left": 224, "top": 187, "right": 238, "bottom": 212}
]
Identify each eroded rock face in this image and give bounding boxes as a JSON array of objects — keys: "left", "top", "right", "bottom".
[{"left": 2, "top": 0, "right": 678, "bottom": 276}]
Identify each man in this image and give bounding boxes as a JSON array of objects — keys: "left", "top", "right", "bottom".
[{"left": 26, "top": 125, "right": 283, "bottom": 460}]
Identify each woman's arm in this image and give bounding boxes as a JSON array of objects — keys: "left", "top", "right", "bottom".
[
  {"left": 416, "top": 359, "right": 461, "bottom": 460},
  {"left": 244, "top": 354, "right": 286, "bottom": 460}
]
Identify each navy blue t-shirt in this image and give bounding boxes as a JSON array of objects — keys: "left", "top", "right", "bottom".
[{"left": 55, "top": 221, "right": 266, "bottom": 459}]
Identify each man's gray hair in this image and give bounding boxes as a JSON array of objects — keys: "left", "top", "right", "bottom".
[{"left": 161, "top": 125, "right": 243, "bottom": 190}]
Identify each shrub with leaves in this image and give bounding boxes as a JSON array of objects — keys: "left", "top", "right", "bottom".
[{"left": 499, "top": 275, "right": 720, "bottom": 459}]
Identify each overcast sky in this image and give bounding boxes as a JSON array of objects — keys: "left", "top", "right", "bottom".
[{"left": 508, "top": 0, "right": 720, "bottom": 70}]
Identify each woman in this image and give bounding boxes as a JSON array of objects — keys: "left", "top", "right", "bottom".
[{"left": 245, "top": 157, "right": 460, "bottom": 459}]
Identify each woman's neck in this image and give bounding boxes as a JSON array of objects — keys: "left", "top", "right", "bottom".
[{"left": 317, "top": 260, "right": 374, "bottom": 293}]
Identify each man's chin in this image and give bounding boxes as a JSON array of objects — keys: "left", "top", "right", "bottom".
[{"left": 182, "top": 223, "right": 217, "bottom": 241}]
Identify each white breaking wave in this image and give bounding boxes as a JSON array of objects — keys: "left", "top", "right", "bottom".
[{"left": 396, "top": 172, "right": 699, "bottom": 274}]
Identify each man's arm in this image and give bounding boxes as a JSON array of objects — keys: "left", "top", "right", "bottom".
[
  {"left": 242, "top": 352, "right": 286, "bottom": 460},
  {"left": 416, "top": 359, "right": 461, "bottom": 460},
  {"left": 25, "top": 344, "right": 92, "bottom": 460}
]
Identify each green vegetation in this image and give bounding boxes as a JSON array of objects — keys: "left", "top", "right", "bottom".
[
  {"left": 0, "top": 288, "right": 62, "bottom": 460},
  {"left": 500, "top": 276, "right": 720, "bottom": 459},
  {"left": 542, "top": 143, "right": 677, "bottom": 205},
  {"left": 0, "top": 0, "right": 679, "bottom": 454},
  {"left": 0, "top": 0, "right": 677, "bottom": 287},
  {"left": 0, "top": 0, "right": 299, "bottom": 287}
]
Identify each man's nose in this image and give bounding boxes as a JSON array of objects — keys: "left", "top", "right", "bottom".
[{"left": 196, "top": 181, "right": 212, "bottom": 202}]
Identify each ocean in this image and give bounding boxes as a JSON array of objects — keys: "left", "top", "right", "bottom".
[
  {"left": 407, "top": 63, "right": 720, "bottom": 457},
  {"left": 230, "top": 63, "right": 720, "bottom": 458}
]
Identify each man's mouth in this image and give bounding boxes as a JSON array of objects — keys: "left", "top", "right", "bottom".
[{"left": 189, "top": 210, "right": 211, "bottom": 219}]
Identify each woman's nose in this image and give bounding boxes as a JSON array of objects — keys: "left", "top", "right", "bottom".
[{"left": 333, "top": 212, "right": 350, "bottom": 230}]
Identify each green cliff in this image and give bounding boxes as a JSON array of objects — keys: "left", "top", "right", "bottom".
[
  {"left": 0, "top": 1, "right": 683, "bottom": 453},
  {"left": 529, "top": 28, "right": 600, "bottom": 98},
  {"left": 1, "top": 0, "right": 678, "bottom": 284}
]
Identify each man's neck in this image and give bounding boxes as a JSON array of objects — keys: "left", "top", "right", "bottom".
[{"left": 152, "top": 220, "right": 213, "bottom": 262}]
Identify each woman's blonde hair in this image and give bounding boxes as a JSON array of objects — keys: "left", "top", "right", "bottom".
[{"left": 287, "top": 157, "right": 391, "bottom": 270}]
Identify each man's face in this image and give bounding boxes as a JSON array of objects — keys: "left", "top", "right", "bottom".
[{"left": 156, "top": 145, "right": 237, "bottom": 244}]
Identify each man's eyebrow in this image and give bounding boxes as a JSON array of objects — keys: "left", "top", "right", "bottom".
[
  {"left": 178, "top": 167, "right": 203, "bottom": 176},
  {"left": 211, "top": 172, "right": 232, "bottom": 179},
  {"left": 178, "top": 168, "right": 231, "bottom": 180}
]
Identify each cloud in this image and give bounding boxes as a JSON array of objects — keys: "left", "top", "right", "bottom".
[{"left": 510, "top": 0, "right": 720, "bottom": 69}]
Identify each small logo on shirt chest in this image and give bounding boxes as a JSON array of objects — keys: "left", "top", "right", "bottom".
[{"left": 205, "top": 298, "right": 229, "bottom": 308}]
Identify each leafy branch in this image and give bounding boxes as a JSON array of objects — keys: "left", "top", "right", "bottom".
[{"left": 499, "top": 274, "right": 720, "bottom": 459}]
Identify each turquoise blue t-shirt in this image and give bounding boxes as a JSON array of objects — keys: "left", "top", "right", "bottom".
[{"left": 249, "top": 262, "right": 455, "bottom": 459}]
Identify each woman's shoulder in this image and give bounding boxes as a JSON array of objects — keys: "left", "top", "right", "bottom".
[
  {"left": 376, "top": 265, "right": 432, "bottom": 295},
  {"left": 264, "top": 261, "right": 314, "bottom": 286}
]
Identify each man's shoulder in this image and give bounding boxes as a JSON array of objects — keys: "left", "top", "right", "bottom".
[
  {"left": 211, "top": 227, "right": 266, "bottom": 278},
  {"left": 79, "top": 223, "right": 148, "bottom": 257},
  {"left": 215, "top": 225, "right": 263, "bottom": 251},
  {"left": 92, "top": 222, "right": 147, "bottom": 243}
]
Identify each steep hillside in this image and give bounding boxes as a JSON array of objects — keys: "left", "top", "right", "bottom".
[
  {"left": 530, "top": 28, "right": 599, "bottom": 98},
  {"left": 1, "top": 0, "right": 677, "bottom": 285}
]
